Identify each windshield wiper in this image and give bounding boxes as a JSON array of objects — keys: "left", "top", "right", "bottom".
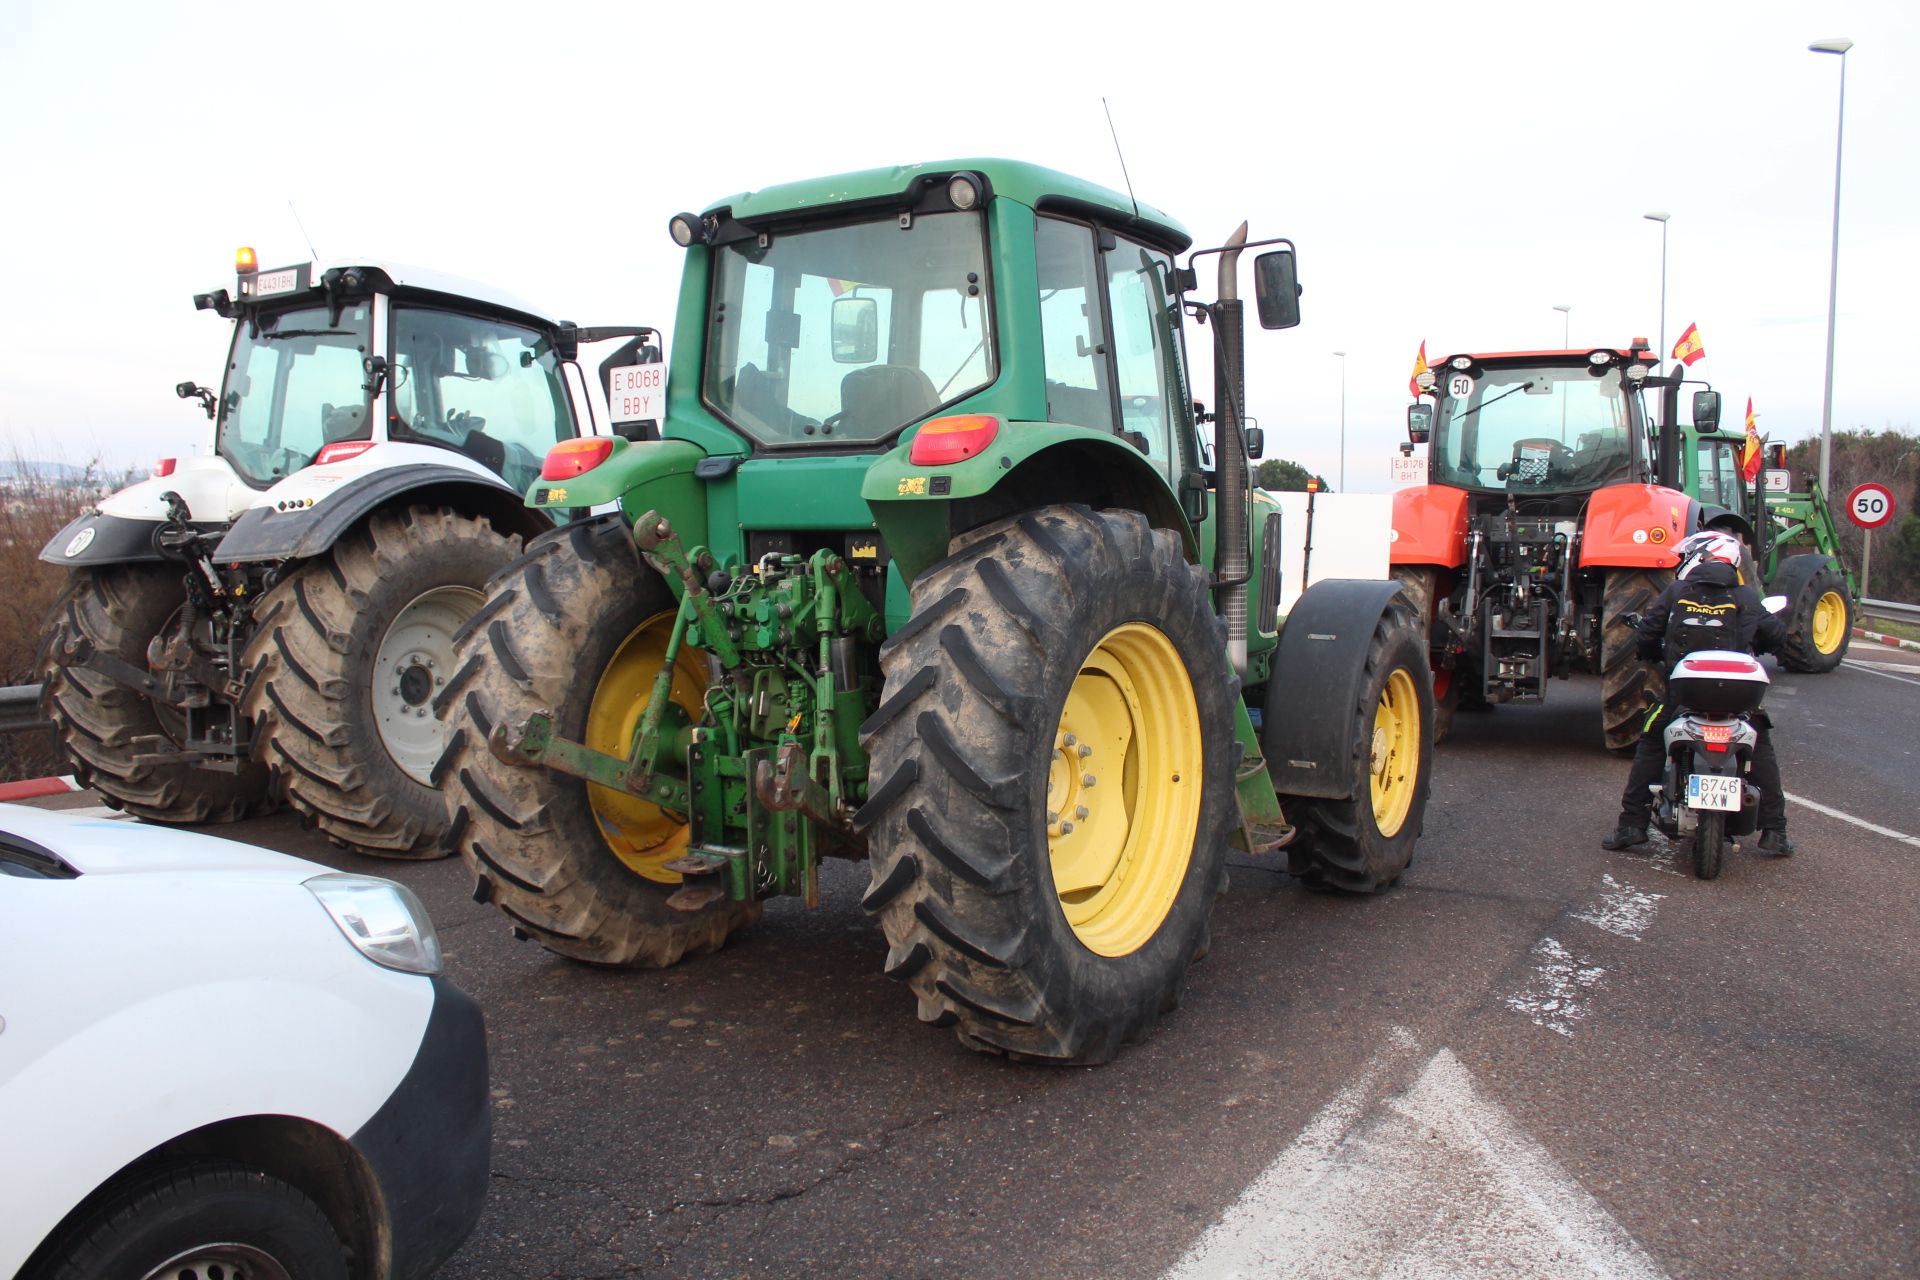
[
  {"left": 1452, "top": 381, "right": 1534, "bottom": 421},
  {"left": 261, "top": 328, "right": 354, "bottom": 340}
]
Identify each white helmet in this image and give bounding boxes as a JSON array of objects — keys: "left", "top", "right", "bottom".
[{"left": 1676, "top": 530, "right": 1743, "bottom": 580}]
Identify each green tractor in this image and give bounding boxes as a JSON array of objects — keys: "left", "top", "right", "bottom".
[
  {"left": 1670, "top": 397, "right": 1857, "bottom": 672},
  {"left": 437, "top": 161, "right": 1432, "bottom": 1064}
]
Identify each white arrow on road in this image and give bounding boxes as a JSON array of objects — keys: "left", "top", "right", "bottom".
[{"left": 1165, "top": 1038, "right": 1667, "bottom": 1279}]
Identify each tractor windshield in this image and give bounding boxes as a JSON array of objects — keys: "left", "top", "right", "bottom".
[
  {"left": 1431, "top": 363, "right": 1635, "bottom": 494},
  {"left": 217, "top": 301, "right": 373, "bottom": 487},
  {"left": 703, "top": 211, "right": 993, "bottom": 447}
]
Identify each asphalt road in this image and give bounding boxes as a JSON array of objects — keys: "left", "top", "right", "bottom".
[{"left": 23, "top": 643, "right": 1920, "bottom": 1278}]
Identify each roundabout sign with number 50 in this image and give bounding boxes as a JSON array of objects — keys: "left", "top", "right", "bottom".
[{"left": 1846, "top": 482, "right": 1896, "bottom": 530}]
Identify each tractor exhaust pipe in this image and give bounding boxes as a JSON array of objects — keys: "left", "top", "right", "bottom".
[{"left": 1213, "top": 222, "right": 1251, "bottom": 681}]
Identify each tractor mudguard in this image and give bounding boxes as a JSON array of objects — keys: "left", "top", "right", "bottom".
[
  {"left": 1389, "top": 484, "right": 1469, "bottom": 568},
  {"left": 39, "top": 512, "right": 224, "bottom": 567},
  {"left": 1578, "top": 484, "right": 1690, "bottom": 570},
  {"left": 861, "top": 421, "right": 1194, "bottom": 582},
  {"left": 215, "top": 465, "right": 540, "bottom": 563},
  {"left": 526, "top": 438, "right": 710, "bottom": 540},
  {"left": 1262, "top": 578, "right": 1410, "bottom": 801}
]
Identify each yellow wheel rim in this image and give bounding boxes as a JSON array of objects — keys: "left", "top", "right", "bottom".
[
  {"left": 1369, "top": 668, "right": 1420, "bottom": 838},
  {"left": 584, "top": 612, "right": 706, "bottom": 883},
  {"left": 1811, "top": 590, "right": 1846, "bottom": 655},
  {"left": 1046, "top": 623, "right": 1203, "bottom": 958}
]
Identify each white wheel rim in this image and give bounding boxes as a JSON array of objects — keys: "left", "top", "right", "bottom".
[{"left": 372, "top": 585, "right": 483, "bottom": 783}]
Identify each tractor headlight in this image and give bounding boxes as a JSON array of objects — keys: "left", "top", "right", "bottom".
[
  {"left": 1625, "top": 362, "right": 1649, "bottom": 382},
  {"left": 668, "top": 213, "right": 705, "bottom": 248},
  {"left": 306, "top": 874, "right": 443, "bottom": 974}
]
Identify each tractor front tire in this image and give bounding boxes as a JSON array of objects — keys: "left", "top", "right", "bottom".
[
  {"left": 1601, "top": 568, "right": 1670, "bottom": 752},
  {"left": 243, "top": 507, "right": 516, "bottom": 856},
  {"left": 1390, "top": 566, "right": 1460, "bottom": 743},
  {"left": 39, "top": 565, "right": 273, "bottom": 823},
  {"left": 858, "top": 506, "right": 1237, "bottom": 1065},
  {"left": 1774, "top": 556, "right": 1851, "bottom": 673},
  {"left": 1285, "top": 597, "right": 1432, "bottom": 893},
  {"left": 437, "top": 518, "right": 760, "bottom": 966}
]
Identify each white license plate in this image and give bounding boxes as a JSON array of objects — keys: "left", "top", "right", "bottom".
[
  {"left": 253, "top": 268, "right": 300, "bottom": 297},
  {"left": 1686, "top": 773, "right": 1741, "bottom": 812},
  {"left": 608, "top": 362, "right": 665, "bottom": 423}
]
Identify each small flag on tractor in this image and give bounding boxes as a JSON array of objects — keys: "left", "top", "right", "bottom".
[
  {"left": 1740, "top": 397, "right": 1764, "bottom": 483},
  {"left": 1671, "top": 322, "right": 1706, "bottom": 367},
  {"left": 1408, "top": 340, "right": 1429, "bottom": 396}
]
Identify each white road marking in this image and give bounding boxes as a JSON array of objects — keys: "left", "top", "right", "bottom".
[
  {"left": 1572, "top": 874, "right": 1667, "bottom": 940},
  {"left": 1784, "top": 791, "right": 1920, "bottom": 848},
  {"left": 1841, "top": 659, "right": 1920, "bottom": 687},
  {"left": 1505, "top": 937, "right": 1606, "bottom": 1036},
  {"left": 1165, "top": 1043, "right": 1668, "bottom": 1280}
]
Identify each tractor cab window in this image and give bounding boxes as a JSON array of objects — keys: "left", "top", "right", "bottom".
[
  {"left": 1431, "top": 364, "right": 1633, "bottom": 495},
  {"left": 703, "top": 211, "right": 993, "bottom": 447},
  {"left": 1695, "top": 438, "right": 1742, "bottom": 509},
  {"left": 1105, "top": 238, "right": 1184, "bottom": 478},
  {"left": 1036, "top": 217, "right": 1114, "bottom": 433},
  {"left": 390, "top": 307, "right": 570, "bottom": 492},
  {"left": 217, "top": 302, "right": 372, "bottom": 488}
]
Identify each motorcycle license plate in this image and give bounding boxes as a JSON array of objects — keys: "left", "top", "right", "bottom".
[{"left": 1686, "top": 774, "right": 1741, "bottom": 812}]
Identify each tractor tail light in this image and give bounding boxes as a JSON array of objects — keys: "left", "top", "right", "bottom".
[
  {"left": 541, "top": 437, "right": 615, "bottom": 481},
  {"left": 152, "top": 458, "right": 177, "bottom": 477},
  {"left": 909, "top": 415, "right": 998, "bottom": 467},
  {"left": 315, "top": 441, "right": 375, "bottom": 466}
]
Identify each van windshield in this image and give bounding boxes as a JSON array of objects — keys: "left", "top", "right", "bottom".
[
  {"left": 217, "top": 302, "right": 372, "bottom": 487},
  {"left": 703, "top": 211, "right": 993, "bottom": 447}
]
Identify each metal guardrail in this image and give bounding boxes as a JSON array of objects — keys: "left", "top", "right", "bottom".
[
  {"left": 1862, "top": 598, "right": 1920, "bottom": 627},
  {"left": 0, "top": 682, "right": 52, "bottom": 734}
]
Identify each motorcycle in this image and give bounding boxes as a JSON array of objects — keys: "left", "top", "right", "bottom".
[{"left": 1648, "top": 595, "right": 1789, "bottom": 879}]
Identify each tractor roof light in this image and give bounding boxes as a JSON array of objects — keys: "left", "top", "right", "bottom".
[
  {"left": 1449, "top": 356, "right": 1472, "bottom": 371},
  {"left": 1625, "top": 363, "right": 1650, "bottom": 382},
  {"left": 908, "top": 414, "right": 998, "bottom": 467},
  {"left": 236, "top": 246, "right": 257, "bottom": 274},
  {"left": 1588, "top": 350, "right": 1615, "bottom": 365},
  {"left": 669, "top": 213, "right": 706, "bottom": 248},
  {"left": 541, "top": 436, "right": 615, "bottom": 481},
  {"left": 1415, "top": 370, "right": 1435, "bottom": 391},
  {"left": 947, "top": 174, "right": 981, "bottom": 210}
]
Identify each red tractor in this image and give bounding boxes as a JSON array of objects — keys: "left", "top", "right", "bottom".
[{"left": 1393, "top": 341, "right": 1715, "bottom": 749}]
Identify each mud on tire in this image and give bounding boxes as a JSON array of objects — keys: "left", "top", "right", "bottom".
[
  {"left": 437, "top": 517, "right": 761, "bottom": 966},
  {"left": 1601, "top": 568, "right": 1671, "bottom": 752},
  {"left": 242, "top": 507, "right": 517, "bottom": 856},
  {"left": 856, "top": 506, "right": 1237, "bottom": 1065},
  {"left": 38, "top": 565, "right": 272, "bottom": 823}
]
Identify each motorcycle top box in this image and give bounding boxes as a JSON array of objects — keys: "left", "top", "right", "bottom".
[{"left": 1668, "top": 650, "right": 1769, "bottom": 717}]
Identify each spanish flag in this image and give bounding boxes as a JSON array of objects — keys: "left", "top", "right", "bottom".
[
  {"left": 1740, "top": 397, "right": 1764, "bottom": 483},
  {"left": 1408, "top": 340, "right": 1429, "bottom": 397},
  {"left": 1671, "top": 322, "right": 1706, "bottom": 367}
]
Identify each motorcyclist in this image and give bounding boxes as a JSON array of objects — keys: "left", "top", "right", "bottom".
[{"left": 1602, "top": 530, "right": 1793, "bottom": 855}]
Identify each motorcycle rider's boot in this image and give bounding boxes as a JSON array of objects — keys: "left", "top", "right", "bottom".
[
  {"left": 1602, "top": 824, "right": 1649, "bottom": 851},
  {"left": 1757, "top": 829, "right": 1796, "bottom": 857}
]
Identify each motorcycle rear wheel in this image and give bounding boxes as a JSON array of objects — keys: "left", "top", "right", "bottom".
[{"left": 1692, "top": 811, "right": 1726, "bottom": 880}]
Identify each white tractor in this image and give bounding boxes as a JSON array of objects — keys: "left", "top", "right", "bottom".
[{"left": 39, "top": 249, "right": 661, "bottom": 855}]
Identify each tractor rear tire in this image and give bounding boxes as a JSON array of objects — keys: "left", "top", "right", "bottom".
[
  {"left": 1390, "top": 566, "right": 1459, "bottom": 743},
  {"left": 857, "top": 506, "right": 1237, "bottom": 1065},
  {"left": 243, "top": 507, "right": 516, "bottom": 856},
  {"left": 437, "top": 518, "right": 761, "bottom": 966},
  {"left": 38, "top": 565, "right": 273, "bottom": 823},
  {"left": 1601, "top": 568, "right": 1670, "bottom": 752},
  {"left": 1286, "top": 597, "right": 1432, "bottom": 893},
  {"left": 1774, "top": 556, "right": 1851, "bottom": 673}
]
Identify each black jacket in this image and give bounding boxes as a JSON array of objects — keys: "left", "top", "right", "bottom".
[{"left": 1635, "top": 562, "right": 1786, "bottom": 670}]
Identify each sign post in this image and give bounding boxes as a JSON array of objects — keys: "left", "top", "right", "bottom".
[{"left": 1845, "top": 482, "right": 1897, "bottom": 596}]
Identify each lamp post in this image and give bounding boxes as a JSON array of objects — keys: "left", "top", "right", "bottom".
[
  {"left": 1552, "top": 303, "right": 1572, "bottom": 348},
  {"left": 1643, "top": 213, "right": 1670, "bottom": 363},
  {"left": 1811, "top": 37, "right": 1853, "bottom": 498},
  {"left": 1333, "top": 350, "right": 1347, "bottom": 491}
]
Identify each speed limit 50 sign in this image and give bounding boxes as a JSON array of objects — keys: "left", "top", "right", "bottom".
[{"left": 1846, "top": 482, "right": 1897, "bottom": 530}]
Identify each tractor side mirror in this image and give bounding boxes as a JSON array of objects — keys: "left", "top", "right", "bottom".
[
  {"left": 1693, "top": 389, "right": 1722, "bottom": 430},
  {"left": 1406, "top": 403, "right": 1433, "bottom": 444},
  {"left": 831, "top": 296, "right": 879, "bottom": 364},
  {"left": 1252, "top": 250, "right": 1301, "bottom": 330},
  {"left": 1244, "top": 426, "right": 1264, "bottom": 459}
]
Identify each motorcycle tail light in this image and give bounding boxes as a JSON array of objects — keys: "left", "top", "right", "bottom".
[{"left": 1701, "top": 724, "right": 1733, "bottom": 742}]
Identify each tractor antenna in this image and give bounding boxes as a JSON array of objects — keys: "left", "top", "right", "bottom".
[
  {"left": 287, "top": 199, "right": 321, "bottom": 262},
  {"left": 1102, "top": 98, "right": 1140, "bottom": 219}
]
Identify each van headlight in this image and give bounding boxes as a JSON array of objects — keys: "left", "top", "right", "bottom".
[{"left": 305, "top": 874, "right": 443, "bottom": 974}]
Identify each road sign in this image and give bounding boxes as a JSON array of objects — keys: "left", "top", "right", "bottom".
[{"left": 1846, "top": 482, "right": 1897, "bottom": 530}]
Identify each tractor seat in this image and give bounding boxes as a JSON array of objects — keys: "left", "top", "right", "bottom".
[{"left": 838, "top": 365, "right": 937, "bottom": 436}]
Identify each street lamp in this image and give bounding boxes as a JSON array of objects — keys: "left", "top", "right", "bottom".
[
  {"left": 1811, "top": 36, "right": 1853, "bottom": 498},
  {"left": 1643, "top": 213, "right": 1670, "bottom": 364},
  {"left": 1552, "top": 304, "right": 1572, "bottom": 347},
  {"left": 1333, "top": 350, "right": 1347, "bottom": 492}
]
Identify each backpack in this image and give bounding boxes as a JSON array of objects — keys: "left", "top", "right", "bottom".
[{"left": 1663, "top": 578, "right": 1744, "bottom": 667}]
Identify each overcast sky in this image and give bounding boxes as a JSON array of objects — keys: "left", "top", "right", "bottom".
[{"left": 2, "top": 0, "right": 1913, "bottom": 491}]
